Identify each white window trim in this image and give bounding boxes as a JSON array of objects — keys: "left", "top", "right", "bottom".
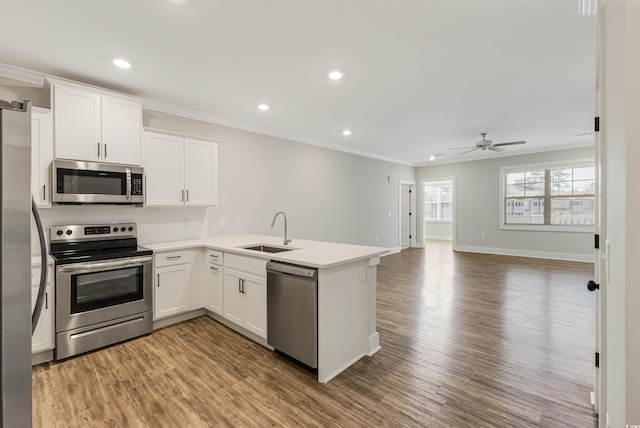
[{"left": 499, "top": 158, "right": 595, "bottom": 233}]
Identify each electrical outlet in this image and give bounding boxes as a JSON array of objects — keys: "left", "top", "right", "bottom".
[
  {"left": 375, "top": 235, "right": 379, "bottom": 242},
  {"left": 481, "top": 232, "right": 486, "bottom": 238},
  {"left": 219, "top": 218, "right": 225, "bottom": 228},
  {"left": 235, "top": 217, "right": 241, "bottom": 226},
  {"left": 388, "top": 210, "right": 392, "bottom": 217}
]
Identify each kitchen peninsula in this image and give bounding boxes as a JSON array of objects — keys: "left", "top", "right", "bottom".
[{"left": 144, "top": 234, "right": 388, "bottom": 383}]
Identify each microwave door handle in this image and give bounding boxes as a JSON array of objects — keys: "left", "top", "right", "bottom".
[{"left": 126, "top": 168, "right": 132, "bottom": 200}]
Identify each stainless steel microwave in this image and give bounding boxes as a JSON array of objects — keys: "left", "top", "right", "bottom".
[{"left": 52, "top": 160, "right": 144, "bottom": 205}]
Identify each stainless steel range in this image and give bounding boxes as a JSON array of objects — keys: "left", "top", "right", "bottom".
[{"left": 49, "top": 223, "right": 153, "bottom": 359}]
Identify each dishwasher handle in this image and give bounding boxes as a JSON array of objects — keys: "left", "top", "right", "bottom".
[{"left": 266, "top": 261, "right": 317, "bottom": 279}]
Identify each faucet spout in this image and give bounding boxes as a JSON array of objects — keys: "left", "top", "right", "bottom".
[{"left": 271, "top": 211, "right": 291, "bottom": 246}]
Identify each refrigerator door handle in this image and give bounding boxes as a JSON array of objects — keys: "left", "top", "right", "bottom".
[{"left": 31, "top": 196, "right": 48, "bottom": 334}]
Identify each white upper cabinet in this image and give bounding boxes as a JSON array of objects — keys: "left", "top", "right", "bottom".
[
  {"left": 53, "top": 84, "right": 141, "bottom": 165},
  {"left": 31, "top": 107, "right": 53, "bottom": 207},
  {"left": 144, "top": 130, "right": 218, "bottom": 207}
]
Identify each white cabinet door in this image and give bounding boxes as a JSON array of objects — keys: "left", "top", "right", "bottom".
[
  {"left": 154, "top": 265, "right": 189, "bottom": 319},
  {"left": 223, "top": 270, "right": 244, "bottom": 325},
  {"left": 205, "top": 264, "right": 224, "bottom": 315},
  {"left": 53, "top": 84, "right": 142, "bottom": 165},
  {"left": 31, "top": 262, "right": 54, "bottom": 354},
  {"left": 223, "top": 268, "right": 267, "bottom": 338},
  {"left": 242, "top": 274, "right": 267, "bottom": 338},
  {"left": 31, "top": 108, "right": 53, "bottom": 207},
  {"left": 184, "top": 138, "right": 218, "bottom": 206},
  {"left": 144, "top": 132, "right": 184, "bottom": 206},
  {"left": 101, "top": 95, "right": 141, "bottom": 165}
]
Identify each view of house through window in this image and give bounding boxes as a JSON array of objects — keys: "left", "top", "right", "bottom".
[{"left": 504, "top": 162, "right": 595, "bottom": 227}]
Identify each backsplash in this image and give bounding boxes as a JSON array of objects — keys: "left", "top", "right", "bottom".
[{"left": 31, "top": 206, "right": 209, "bottom": 255}]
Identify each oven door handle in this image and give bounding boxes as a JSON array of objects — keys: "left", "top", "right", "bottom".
[{"left": 57, "top": 256, "right": 153, "bottom": 274}]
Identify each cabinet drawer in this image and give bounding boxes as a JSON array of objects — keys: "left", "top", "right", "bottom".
[
  {"left": 206, "top": 249, "right": 223, "bottom": 266},
  {"left": 155, "top": 250, "right": 193, "bottom": 267},
  {"left": 224, "top": 254, "right": 266, "bottom": 278}
]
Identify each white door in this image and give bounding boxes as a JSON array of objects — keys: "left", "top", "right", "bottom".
[
  {"left": 101, "top": 95, "right": 142, "bottom": 165},
  {"left": 154, "top": 265, "right": 189, "bottom": 319},
  {"left": 184, "top": 138, "right": 218, "bottom": 206},
  {"left": 54, "top": 85, "right": 101, "bottom": 162},
  {"left": 592, "top": 20, "right": 606, "bottom": 417},
  {"left": 223, "top": 270, "right": 244, "bottom": 325},
  {"left": 144, "top": 132, "right": 184, "bottom": 206},
  {"left": 243, "top": 274, "right": 267, "bottom": 339},
  {"left": 400, "top": 184, "right": 412, "bottom": 248}
]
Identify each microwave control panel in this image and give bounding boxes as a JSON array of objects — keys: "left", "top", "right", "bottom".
[{"left": 132, "top": 174, "right": 143, "bottom": 196}]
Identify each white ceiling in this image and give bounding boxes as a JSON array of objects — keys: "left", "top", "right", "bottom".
[{"left": 0, "top": 0, "right": 597, "bottom": 166}]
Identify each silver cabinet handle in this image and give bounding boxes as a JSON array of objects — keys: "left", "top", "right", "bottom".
[
  {"left": 45, "top": 292, "right": 48, "bottom": 310},
  {"left": 104, "top": 144, "right": 107, "bottom": 158},
  {"left": 42, "top": 185, "right": 46, "bottom": 201},
  {"left": 166, "top": 255, "right": 181, "bottom": 261},
  {"left": 97, "top": 143, "right": 100, "bottom": 158},
  {"left": 186, "top": 189, "right": 189, "bottom": 202},
  {"left": 210, "top": 266, "right": 219, "bottom": 272},
  {"left": 238, "top": 278, "right": 241, "bottom": 293},
  {"left": 241, "top": 278, "right": 246, "bottom": 294},
  {"left": 157, "top": 273, "right": 160, "bottom": 287},
  {"left": 181, "top": 189, "right": 185, "bottom": 202}
]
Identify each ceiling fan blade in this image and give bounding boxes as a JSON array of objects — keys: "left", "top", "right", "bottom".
[
  {"left": 488, "top": 146, "right": 505, "bottom": 152},
  {"left": 459, "top": 148, "right": 479, "bottom": 155},
  {"left": 493, "top": 140, "right": 526, "bottom": 147},
  {"left": 448, "top": 146, "right": 477, "bottom": 150}
]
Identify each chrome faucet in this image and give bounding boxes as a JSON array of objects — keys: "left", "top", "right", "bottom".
[{"left": 271, "top": 211, "right": 291, "bottom": 246}]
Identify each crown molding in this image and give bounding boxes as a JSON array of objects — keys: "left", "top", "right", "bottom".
[
  {"left": 143, "top": 100, "right": 414, "bottom": 167},
  {"left": 0, "top": 63, "right": 45, "bottom": 86}
]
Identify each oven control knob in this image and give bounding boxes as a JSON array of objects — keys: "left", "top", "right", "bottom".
[
  {"left": 56, "top": 229, "right": 63, "bottom": 236},
  {"left": 128, "top": 226, "right": 134, "bottom": 232},
  {"left": 65, "top": 229, "right": 72, "bottom": 236},
  {"left": 113, "top": 227, "right": 118, "bottom": 232},
  {"left": 120, "top": 227, "right": 126, "bottom": 232}
]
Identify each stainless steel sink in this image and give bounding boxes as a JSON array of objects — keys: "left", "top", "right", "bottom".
[{"left": 240, "top": 244, "right": 295, "bottom": 253}]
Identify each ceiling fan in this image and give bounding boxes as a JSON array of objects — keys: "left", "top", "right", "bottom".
[{"left": 450, "top": 133, "right": 526, "bottom": 155}]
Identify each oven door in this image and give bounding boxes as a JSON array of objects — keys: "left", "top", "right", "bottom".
[{"left": 56, "top": 256, "right": 153, "bottom": 333}]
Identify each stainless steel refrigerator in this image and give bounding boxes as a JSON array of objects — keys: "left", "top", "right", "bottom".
[{"left": 0, "top": 99, "right": 33, "bottom": 426}]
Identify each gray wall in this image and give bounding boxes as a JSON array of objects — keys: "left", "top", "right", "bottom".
[{"left": 416, "top": 147, "right": 595, "bottom": 261}]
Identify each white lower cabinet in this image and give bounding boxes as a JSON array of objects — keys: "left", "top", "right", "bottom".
[
  {"left": 204, "top": 250, "right": 224, "bottom": 315},
  {"left": 153, "top": 250, "right": 197, "bottom": 320},
  {"left": 223, "top": 254, "right": 267, "bottom": 339},
  {"left": 31, "top": 263, "right": 54, "bottom": 354}
]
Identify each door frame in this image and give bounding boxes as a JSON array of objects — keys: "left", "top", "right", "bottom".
[
  {"left": 398, "top": 180, "right": 416, "bottom": 249},
  {"left": 420, "top": 177, "right": 457, "bottom": 248}
]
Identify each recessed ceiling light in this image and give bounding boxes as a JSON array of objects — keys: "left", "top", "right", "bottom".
[
  {"left": 258, "top": 104, "right": 270, "bottom": 111},
  {"left": 429, "top": 154, "right": 442, "bottom": 162},
  {"left": 112, "top": 58, "right": 131, "bottom": 69},
  {"left": 328, "top": 70, "right": 345, "bottom": 80},
  {"left": 342, "top": 130, "right": 352, "bottom": 136}
]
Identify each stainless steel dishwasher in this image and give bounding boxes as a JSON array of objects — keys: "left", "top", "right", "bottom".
[{"left": 266, "top": 261, "right": 318, "bottom": 369}]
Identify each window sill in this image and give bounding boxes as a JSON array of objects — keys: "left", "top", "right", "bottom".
[{"left": 500, "top": 224, "right": 595, "bottom": 233}]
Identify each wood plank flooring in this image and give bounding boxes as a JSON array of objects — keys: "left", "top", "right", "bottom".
[{"left": 32, "top": 241, "right": 598, "bottom": 427}]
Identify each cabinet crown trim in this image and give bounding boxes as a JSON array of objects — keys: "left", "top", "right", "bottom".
[{"left": 143, "top": 128, "right": 221, "bottom": 144}]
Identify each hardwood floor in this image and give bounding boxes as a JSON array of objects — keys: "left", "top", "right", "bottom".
[{"left": 32, "top": 241, "right": 598, "bottom": 427}]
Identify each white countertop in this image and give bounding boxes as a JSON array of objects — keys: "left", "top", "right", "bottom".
[{"left": 142, "top": 234, "right": 388, "bottom": 268}]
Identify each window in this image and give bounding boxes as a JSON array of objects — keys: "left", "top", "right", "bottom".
[
  {"left": 424, "top": 181, "right": 452, "bottom": 222},
  {"left": 502, "top": 161, "right": 595, "bottom": 229}
]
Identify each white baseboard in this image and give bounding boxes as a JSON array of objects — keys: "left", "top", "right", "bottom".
[
  {"left": 425, "top": 235, "right": 453, "bottom": 241},
  {"left": 383, "top": 246, "right": 402, "bottom": 256},
  {"left": 453, "top": 245, "right": 594, "bottom": 263}
]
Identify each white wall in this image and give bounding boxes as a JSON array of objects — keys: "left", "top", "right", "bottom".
[
  {"left": 143, "top": 110, "right": 415, "bottom": 249},
  {"left": 600, "top": 0, "right": 640, "bottom": 425},
  {"left": 416, "top": 147, "right": 595, "bottom": 261}
]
